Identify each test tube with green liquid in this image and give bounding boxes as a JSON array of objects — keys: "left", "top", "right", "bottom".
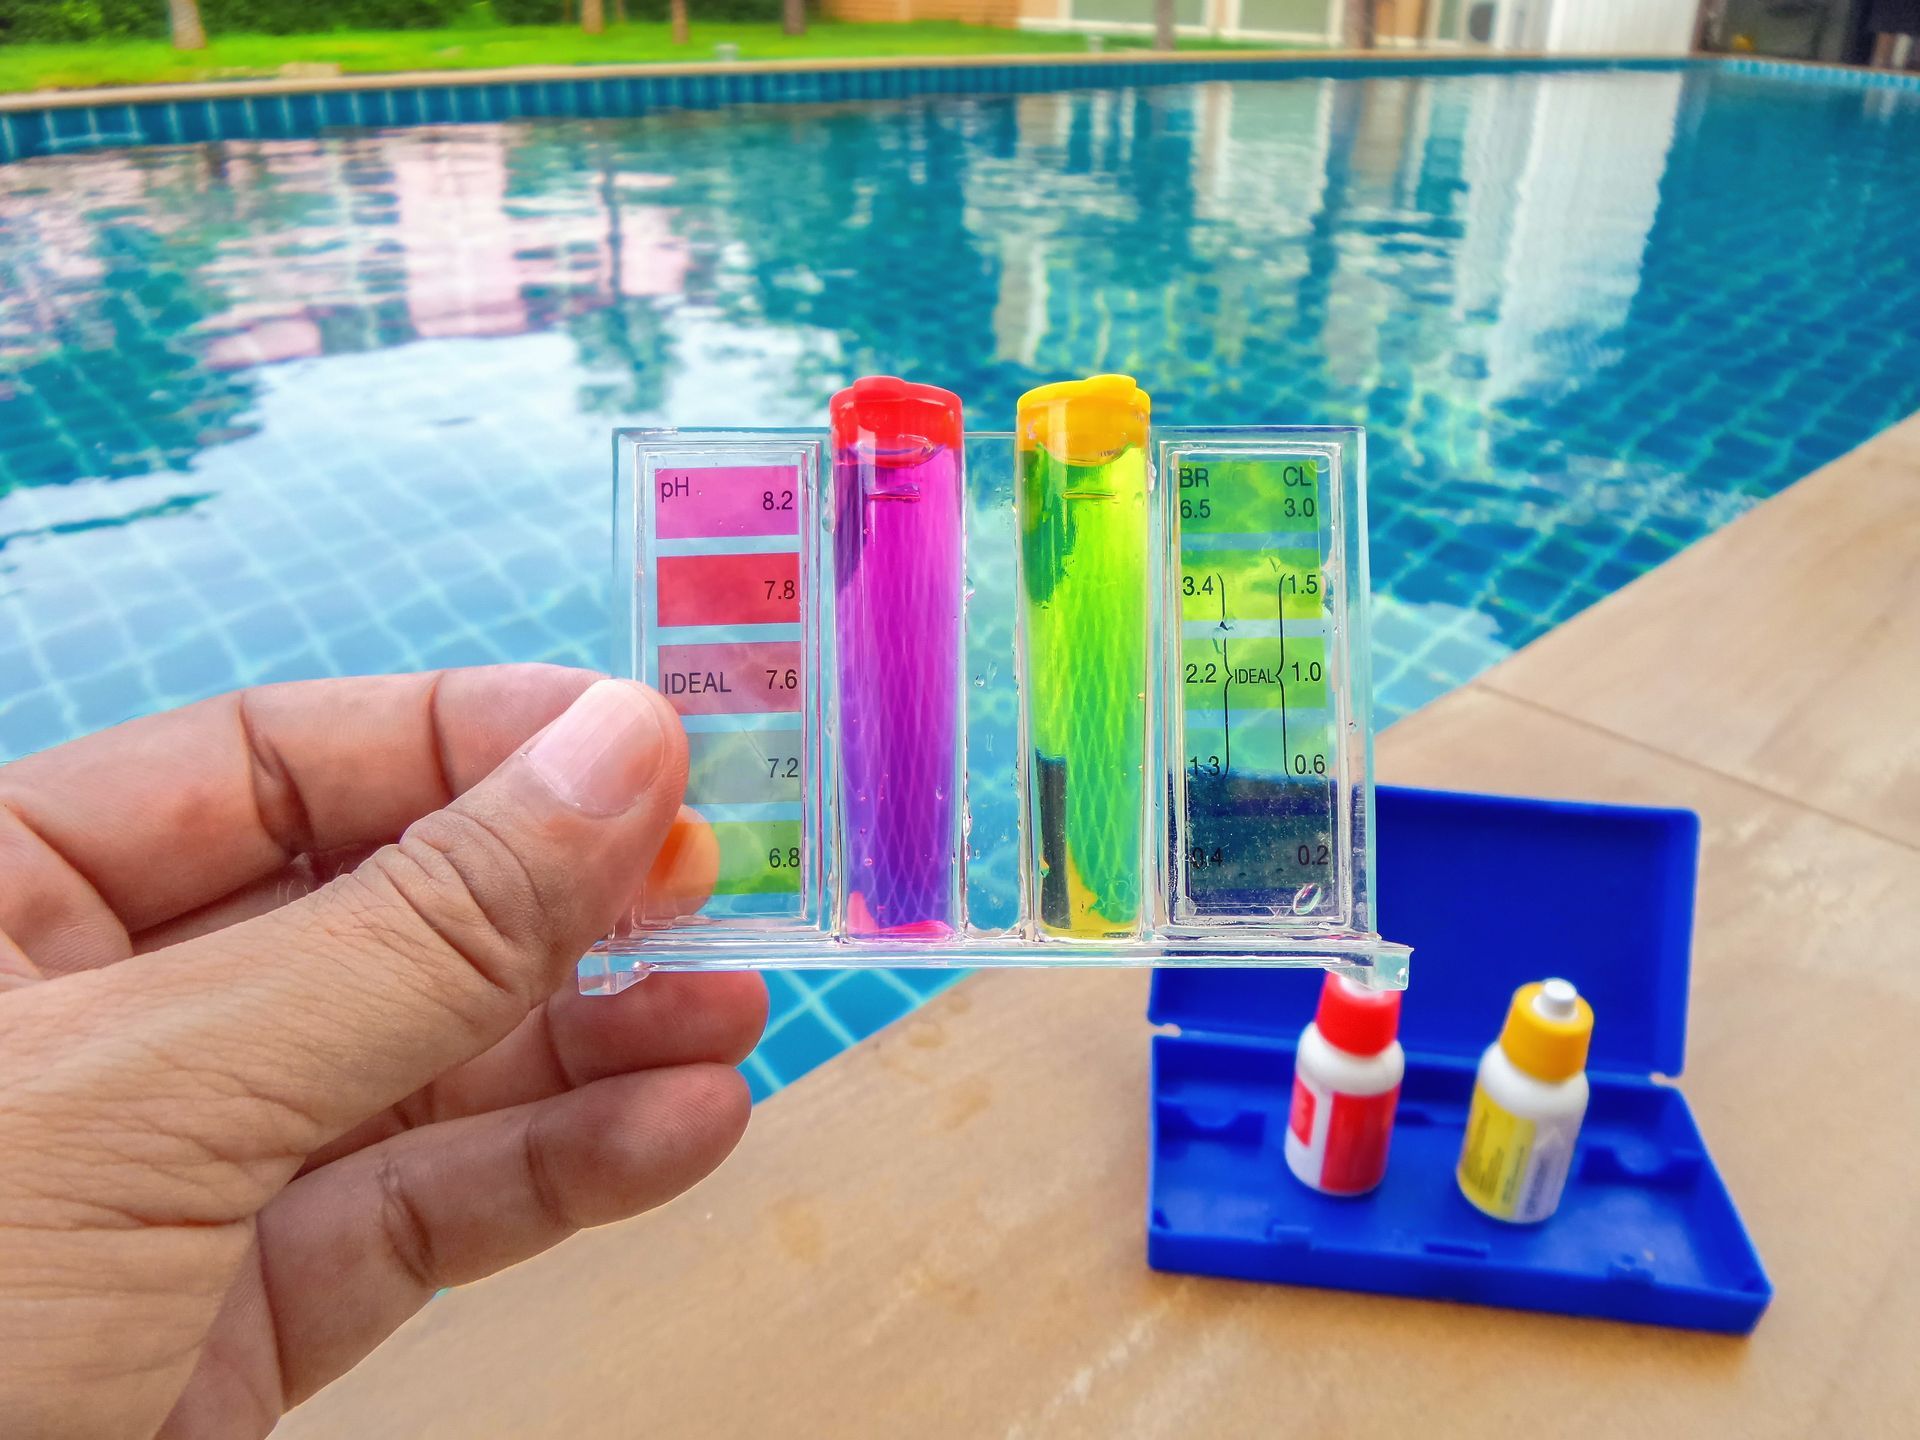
[{"left": 1016, "top": 374, "right": 1151, "bottom": 939}]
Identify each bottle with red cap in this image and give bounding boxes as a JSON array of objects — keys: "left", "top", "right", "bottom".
[{"left": 1284, "top": 972, "right": 1405, "bottom": 1196}]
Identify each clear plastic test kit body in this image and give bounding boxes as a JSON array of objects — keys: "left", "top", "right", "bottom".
[{"left": 583, "top": 374, "right": 1408, "bottom": 990}]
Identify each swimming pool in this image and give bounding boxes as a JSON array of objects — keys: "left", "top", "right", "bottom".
[{"left": 4, "top": 61, "right": 1918, "bottom": 1095}]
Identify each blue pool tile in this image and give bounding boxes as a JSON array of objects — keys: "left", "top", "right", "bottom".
[
  {"left": 755, "top": 1007, "right": 842, "bottom": 1086},
  {"left": 887, "top": 968, "right": 966, "bottom": 1000},
  {"left": 210, "top": 97, "right": 248, "bottom": 139},
  {"left": 265, "top": 96, "right": 298, "bottom": 137},
  {"left": 96, "top": 103, "right": 137, "bottom": 141},
  {"left": 323, "top": 624, "right": 412, "bottom": 675},
  {"left": 248, "top": 646, "right": 328, "bottom": 685},
  {"left": 0, "top": 692, "right": 69, "bottom": 761},
  {"left": 823, "top": 971, "right": 918, "bottom": 1040},
  {"left": 274, "top": 92, "right": 312, "bottom": 135},
  {"left": 320, "top": 92, "right": 356, "bottom": 128},
  {"left": 149, "top": 635, "right": 237, "bottom": 698},
  {"left": 741, "top": 1062, "right": 778, "bottom": 1103}
]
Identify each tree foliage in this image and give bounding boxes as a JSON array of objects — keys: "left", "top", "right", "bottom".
[{"left": 1, "top": 0, "right": 477, "bottom": 44}]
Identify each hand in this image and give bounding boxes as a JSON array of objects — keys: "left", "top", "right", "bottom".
[{"left": 0, "top": 666, "right": 767, "bottom": 1438}]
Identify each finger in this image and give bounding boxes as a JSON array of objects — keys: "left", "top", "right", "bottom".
[
  {"left": 0, "top": 929, "right": 41, "bottom": 993},
  {"left": 129, "top": 844, "right": 379, "bottom": 952},
  {"left": 129, "top": 804, "right": 718, "bottom": 952},
  {"left": 79, "top": 678, "right": 691, "bottom": 1202},
  {"left": 301, "top": 967, "right": 768, "bottom": 1172},
  {"left": 633, "top": 806, "right": 720, "bottom": 926},
  {"left": 0, "top": 663, "right": 601, "bottom": 972},
  {"left": 242, "top": 1064, "right": 749, "bottom": 1410}
]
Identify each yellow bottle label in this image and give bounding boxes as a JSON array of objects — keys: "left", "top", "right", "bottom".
[{"left": 1456, "top": 1083, "right": 1537, "bottom": 1220}]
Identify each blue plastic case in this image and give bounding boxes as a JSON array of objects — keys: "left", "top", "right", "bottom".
[{"left": 1147, "top": 785, "right": 1773, "bottom": 1334}]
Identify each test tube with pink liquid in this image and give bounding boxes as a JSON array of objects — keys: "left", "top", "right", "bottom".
[{"left": 829, "top": 376, "right": 967, "bottom": 939}]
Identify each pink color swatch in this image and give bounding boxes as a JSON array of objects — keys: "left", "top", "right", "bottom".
[
  {"left": 653, "top": 465, "right": 801, "bottom": 539},
  {"left": 657, "top": 640, "right": 804, "bottom": 716},
  {"left": 655, "top": 551, "right": 801, "bottom": 628}
]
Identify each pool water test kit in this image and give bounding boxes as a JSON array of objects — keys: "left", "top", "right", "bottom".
[
  {"left": 591, "top": 373, "right": 1392, "bottom": 979},
  {"left": 594, "top": 372, "right": 1772, "bottom": 1332}
]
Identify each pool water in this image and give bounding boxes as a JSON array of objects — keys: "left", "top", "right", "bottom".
[{"left": 3, "top": 65, "right": 1918, "bottom": 1096}]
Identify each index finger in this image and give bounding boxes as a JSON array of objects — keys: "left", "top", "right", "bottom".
[{"left": 0, "top": 665, "right": 601, "bottom": 964}]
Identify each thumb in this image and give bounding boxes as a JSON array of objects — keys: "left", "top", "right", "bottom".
[{"left": 126, "top": 678, "right": 690, "bottom": 1159}]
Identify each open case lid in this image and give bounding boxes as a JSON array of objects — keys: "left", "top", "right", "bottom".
[{"left": 1150, "top": 786, "right": 1698, "bottom": 1078}]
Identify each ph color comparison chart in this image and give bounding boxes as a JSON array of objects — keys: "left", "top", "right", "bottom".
[{"left": 646, "top": 459, "right": 811, "bottom": 920}]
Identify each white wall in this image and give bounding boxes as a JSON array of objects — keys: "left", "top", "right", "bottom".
[{"left": 1545, "top": 0, "right": 1695, "bottom": 55}]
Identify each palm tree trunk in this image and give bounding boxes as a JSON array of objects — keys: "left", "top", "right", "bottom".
[
  {"left": 1344, "top": 0, "right": 1377, "bottom": 48},
  {"left": 582, "top": 0, "right": 606, "bottom": 34},
  {"left": 783, "top": 0, "right": 806, "bottom": 37},
  {"left": 671, "top": 0, "right": 690, "bottom": 45},
  {"left": 169, "top": 0, "right": 207, "bottom": 51},
  {"left": 1153, "top": 0, "right": 1175, "bottom": 51}
]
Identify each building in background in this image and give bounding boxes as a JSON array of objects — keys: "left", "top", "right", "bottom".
[{"left": 1007, "top": 0, "right": 1697, "bottom": 52}]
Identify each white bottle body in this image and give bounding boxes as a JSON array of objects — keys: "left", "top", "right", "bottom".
[
  {"left": 1456, "top": 1040, "right": 1589, "bottom": 1223},
  {"left": 1284, "top": 1022, "right": 1404, "bottom": 1196}
]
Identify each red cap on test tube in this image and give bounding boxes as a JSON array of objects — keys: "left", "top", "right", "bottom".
[{"left": 830, "top": 375, "right": 964, "bottom": 459}]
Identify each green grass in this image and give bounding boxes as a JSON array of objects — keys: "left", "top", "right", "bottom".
[{"left": 0, "top": 21, "right": 1279, "bottom": 95}]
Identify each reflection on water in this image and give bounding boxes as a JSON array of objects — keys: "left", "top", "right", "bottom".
[{"left": 4, "top": 67, "right": 1920, "bottom": 760}]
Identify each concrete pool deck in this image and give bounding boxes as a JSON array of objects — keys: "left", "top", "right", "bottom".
[{"left": 281, "top": 413, "right": 1920, "bottom": 1437}]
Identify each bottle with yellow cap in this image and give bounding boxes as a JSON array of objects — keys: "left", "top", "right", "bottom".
[
  {"left": 1015, "top": 374, "right": 1151, "bottom": 939},
  {"left": 1456, "top": 978, "right": 1594, "bottom": 1224}
]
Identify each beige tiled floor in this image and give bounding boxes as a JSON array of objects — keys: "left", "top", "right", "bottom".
[
  {"left": 1481, "top": 421, "right": 1920, "bottom": 848},
  {"left": 282, "top": 415, "right": 1920, "bottom": 1439}
]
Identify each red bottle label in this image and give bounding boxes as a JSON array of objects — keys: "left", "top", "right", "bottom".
[
  {"left": 1288, "top": 1077, "right": 1316, "bottom": 1145},
  {"left": 1319, "top": 1085, "right": 1400, "bottom": 1194}
]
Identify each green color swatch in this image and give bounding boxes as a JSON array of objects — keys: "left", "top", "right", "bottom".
[
  {"left": 710, "top": 820, "right": 803, "bottom": 896},
  {"left": 1172, "top": 455, "right": 1321, "bottom": 535},
  {"left": 1178, "top": 547, "right": 1324, "bottom": 624}
]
